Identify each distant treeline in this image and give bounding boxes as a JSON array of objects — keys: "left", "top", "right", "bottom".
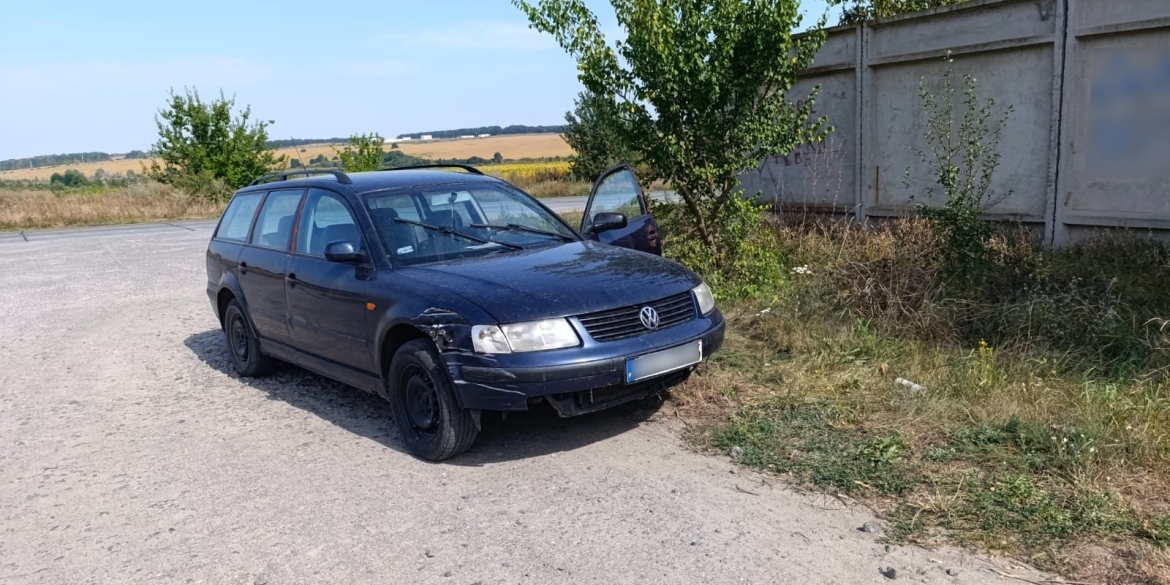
[
  {"left": 1, "top": 152, "right": 113, "bottom": 172},
  {"left": 6, "top": 127, "right": 566, "bottom": 171},
  {"left": 288, "top": 150, "right": 571, "bottom": 170},
  {"left": 396, "top": 125, "right": 567, "bottom": 140},
  {"left": 0, "top": 150, "right": 150, "bottom": 171},
  {"left": 265, "top": 138, "right": 349, "bottom": 148}
]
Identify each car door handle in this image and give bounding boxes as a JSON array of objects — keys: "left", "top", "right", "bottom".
[
  {"left": 285, "top": 273, "right": 297, "bottom": 287},
  {"left": 238, "top": 261, "right": 248, "bottom": 275}
]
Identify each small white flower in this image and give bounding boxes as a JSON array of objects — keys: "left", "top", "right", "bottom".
[{"left": 792, "top": 266, "right": 813, "bottom": 275}]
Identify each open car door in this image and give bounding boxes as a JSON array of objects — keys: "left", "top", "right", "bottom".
[{"left": 579, "top": 165, "right": 661, "bottom": 255}]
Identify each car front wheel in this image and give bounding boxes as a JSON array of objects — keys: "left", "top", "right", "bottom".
[
  {"left": 388, "top": 339, "right": 478, "bottom": 461},
  {"left": 222, "top": 299, "right": 276, "bottom": 377}
]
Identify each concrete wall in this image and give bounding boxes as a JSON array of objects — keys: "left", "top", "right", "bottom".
[{"left": 741, "top": 0, "right": 1170, "bottom": 245}]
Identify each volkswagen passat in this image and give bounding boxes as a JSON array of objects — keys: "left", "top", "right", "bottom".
[{"left": 205, "top": 164, "right": 724, "bottom": 460}]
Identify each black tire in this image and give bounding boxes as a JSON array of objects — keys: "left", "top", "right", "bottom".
[
  {"left": 222, "top": 299, "right": 276, "bottom": 377},
  {"left": 387, "top": 339, "right": 478, "bottom": 461}
]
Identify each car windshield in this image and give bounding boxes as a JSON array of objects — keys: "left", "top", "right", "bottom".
[{"left": 365, "top": 183, "right": 578, "bottom": 266}]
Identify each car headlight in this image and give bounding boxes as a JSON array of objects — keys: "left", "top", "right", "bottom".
[
  {"left": 471, "top": 319, "right": 581, "bottom": 354},
  {"left": 692, "top": 282, "right": 716, "bottom": 315}
]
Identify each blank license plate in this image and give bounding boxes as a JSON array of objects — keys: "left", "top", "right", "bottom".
[{"left": 626, "top": 341, "right": 702, "bottom": 383}]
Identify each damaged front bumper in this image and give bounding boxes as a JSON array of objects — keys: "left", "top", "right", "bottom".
[{"left": 442, "top": 311, "right": 725, "bottom": 416}]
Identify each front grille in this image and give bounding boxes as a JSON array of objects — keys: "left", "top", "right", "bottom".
[{"left": 576, "top": 291, "right": 695, "bottom": 342}]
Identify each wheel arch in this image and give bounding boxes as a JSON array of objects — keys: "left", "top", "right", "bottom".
[
  {"left": 214, "top": 272, "right": 248, "bottom": 327},
  {"left": 378, "top": 324, "right": 429, "bottom": 381}
]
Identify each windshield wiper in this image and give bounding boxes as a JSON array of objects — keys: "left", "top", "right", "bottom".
[
  {"left": 470, "top": 223, "right": 575, "bottom": 242},
  {"left": 394, "top": 218, "right": 523, "bottom": 250}
]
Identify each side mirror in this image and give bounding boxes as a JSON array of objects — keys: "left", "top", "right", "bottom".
[
  {"left": 324, "top": 241, "right": 364, "bottom": 264},
  {"left": 589, "top": 212, "right": 628, "bottom": 234}
]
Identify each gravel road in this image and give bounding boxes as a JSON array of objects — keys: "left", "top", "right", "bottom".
[{"left": 0, "top": 222, "right": 1050, "bottom": 584}]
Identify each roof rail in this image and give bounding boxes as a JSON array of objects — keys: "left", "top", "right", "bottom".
[
  {"left": 248, "top": 169, "right": 353, "bottom": 187},
  {"left": 380, "top": 164, "right": 484, "bottom": 175}
]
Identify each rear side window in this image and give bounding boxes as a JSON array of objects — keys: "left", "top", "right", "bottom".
[
  {"left": 216, "top": 193, "right": 263, "bottom": 242},
  {"left": 250, "top": 190, "right": 304, "bottom": 251}
]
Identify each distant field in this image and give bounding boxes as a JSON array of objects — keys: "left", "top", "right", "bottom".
[{"left": 0, "top": 133, "right": 573, "bottom": 182}]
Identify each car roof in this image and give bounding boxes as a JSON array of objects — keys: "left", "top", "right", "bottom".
[{"left": 234, "top": 168, "right": 502, "bottom": 197}]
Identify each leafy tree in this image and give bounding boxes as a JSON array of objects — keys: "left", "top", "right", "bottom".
[
  {"left": 290, "top": 158, "right": 303, "bottom": 168},
  {"left": 493, "top": 152, "right": 504, "bottom": 164},
  {"left": 335, "top": 133, "right": 385, "bottom": 172},
  {"left": 515, "top": 0, "right": 829, "bottom": 245},
  {"left": 563, "top": 90, "right": 638, "bottom": 182},
  {"left": 831, "top": 0, "right": 968, "bottom": 23},
  {"left": 123, "top": 150, "right": 148, "bottom": 159},
  {"left": 146, "top": 88, "right": 285, "bottom": 194}
]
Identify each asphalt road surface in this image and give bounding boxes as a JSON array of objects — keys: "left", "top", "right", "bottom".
[{"left": 0, "top": 218, "right": 1049, "bottom": 584}]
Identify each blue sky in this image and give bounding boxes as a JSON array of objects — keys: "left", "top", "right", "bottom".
[{"left": 0, "top": 0, "right": 837, "bottom": 160}]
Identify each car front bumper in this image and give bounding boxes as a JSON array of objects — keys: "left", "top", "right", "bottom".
[{"left": 442, "top": 310, "right": 725, "bottom": 415}]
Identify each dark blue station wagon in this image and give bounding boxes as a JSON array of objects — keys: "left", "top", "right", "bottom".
[{"left": 206, "top": 164, "right": 725, "bottom": 460}]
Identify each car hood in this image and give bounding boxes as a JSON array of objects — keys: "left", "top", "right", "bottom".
[{"left": 397, "top": 241, "right": 700, "bottom": 323}]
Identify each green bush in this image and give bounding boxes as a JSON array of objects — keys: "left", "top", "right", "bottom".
[
  {"left": 656, "top": 195, "right": 784, "bottom": 299},
  {"left": 50, "top": 169, "right": 90, "bottom": 189},
  {"left": 907, "top": 58, "right": 1013, "bottom": 292},
  {"left": 170, "top": 170, "right": 232, "bottom": 201}
]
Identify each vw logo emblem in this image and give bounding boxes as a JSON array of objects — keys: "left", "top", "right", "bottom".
[{"left": 639, "top": 306, "right": 660, "bottom": 330}]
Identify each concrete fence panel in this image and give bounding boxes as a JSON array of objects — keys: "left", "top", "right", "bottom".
[
  {"left": 747, "top": 0, "right": 1170, "bottom": 245},
  {"left": 740, "top": 27, "right": 861, "bottom": 212},
  {"left": 1054, "top": 0, "right": 1170, "bottom": 243}
]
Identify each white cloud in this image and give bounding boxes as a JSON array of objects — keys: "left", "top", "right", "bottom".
[{"left": 371, "top": 22, "right": 553, "bottom": 52}]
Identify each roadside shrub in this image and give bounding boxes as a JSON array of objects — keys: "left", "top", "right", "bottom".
[
  {"left": 657, "top": 196, "right": 785, "bottom": 299},
  {"left": 907, "top": 56, "right": 1013, "bottom": 294},
  {"left": 170, "top": 170, "right": 232, "bottom": 201},
  {"left": 50, "top": 169, "right": 91, "bottom": 190}
]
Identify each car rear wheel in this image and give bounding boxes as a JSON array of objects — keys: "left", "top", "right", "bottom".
[
  {"left": 388, "top": 339, "right": 478, "bottom": 461},
  {"left": 222, "top": 299, "right": 276, "bottom": 377}
]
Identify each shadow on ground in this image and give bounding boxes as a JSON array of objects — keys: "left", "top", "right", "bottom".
[{"left": 184, "top": 329, "right": 667, "bottom": 465}]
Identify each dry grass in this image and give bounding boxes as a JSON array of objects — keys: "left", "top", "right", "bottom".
[
  {"left": 0, "top": 183, "right": 224, "bottom": 231},
  {"left": 0, "top": 134, "right": 573, "bottom": 182}
]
